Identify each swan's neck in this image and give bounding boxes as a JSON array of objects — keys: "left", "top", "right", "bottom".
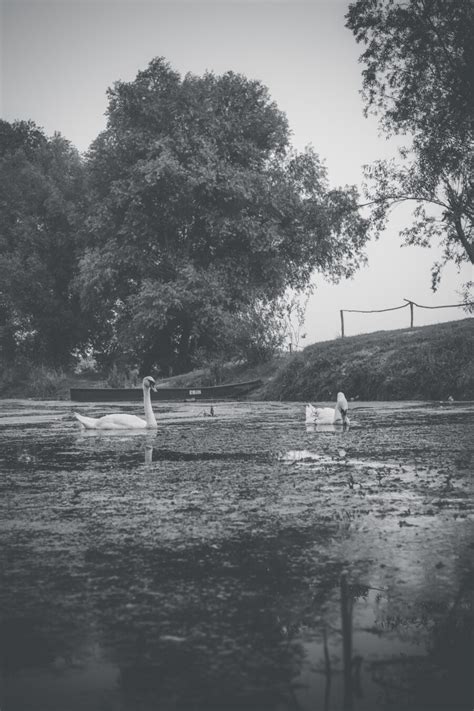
[{"left": 143, "top": 387, "right": 157, "bottom": 428}]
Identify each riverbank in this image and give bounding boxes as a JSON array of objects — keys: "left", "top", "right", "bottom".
[
  {"left": 1, "top": 318, "right": 472, "bottom": 401},
  {"left": 261, "top": 318, "right": 474, "bottom": 401},
  {"left": 154, "top": 318, "right": 474, "bottom": 401}
]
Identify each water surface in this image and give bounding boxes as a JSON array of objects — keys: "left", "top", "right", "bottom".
[{"left": 0, "top": 399, "right": 472, "bottom": 710}]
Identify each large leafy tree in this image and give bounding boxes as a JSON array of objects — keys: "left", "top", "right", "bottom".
[
  {"left": 0, "top": 120, "right": 87, "bottom": 365},
  {"left": 346, "top": 0, "right": 474, "bottom": 288},
  {"left": 79, "top": 58, "right": 370, "bottom": 372}
]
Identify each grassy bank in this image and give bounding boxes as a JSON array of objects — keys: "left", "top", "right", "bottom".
[
  {"left": 1, "top": 319, "right": 472, "bottom": 401},
  {"left": 261, "top": 318, "right": 474, "bottom": 401}
]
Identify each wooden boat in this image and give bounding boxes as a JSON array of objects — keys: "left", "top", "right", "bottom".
[{"left": 70, "top": 379, "right": 262, "bottom": 402}]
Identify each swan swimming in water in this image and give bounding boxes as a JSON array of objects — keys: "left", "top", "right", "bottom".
[
  {"left": 74, "top": 376, "right": 158, "bottom": 430},
  {"left": 305, "top": 392, "right": 350, "bottom": 426}
]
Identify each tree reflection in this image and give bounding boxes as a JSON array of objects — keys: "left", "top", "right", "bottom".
[{"left": 83, "top": 528, "right": 342, "bottom": 710}]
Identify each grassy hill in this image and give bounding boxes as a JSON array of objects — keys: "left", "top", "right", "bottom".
[
  {"left": 1, "top": 318, "right": 472, "bottom": 401},
  {"left": 260, "top": 318, "right": 474, "bottom": 401},
  {"left": 138, "top": 318, "right": 473, "bottom": 401}
]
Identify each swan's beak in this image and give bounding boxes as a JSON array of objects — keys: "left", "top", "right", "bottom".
[{"left": 341, "top": 409, "right": 348, "bottom": 422}]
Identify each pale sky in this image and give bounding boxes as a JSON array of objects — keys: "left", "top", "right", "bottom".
[{"left": 1, "top": 0, "right": 472, "bottom": 344}]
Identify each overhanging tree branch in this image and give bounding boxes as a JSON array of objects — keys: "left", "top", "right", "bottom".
[{"left": 346, "top": 0, "right": 474, "bottom": 287}]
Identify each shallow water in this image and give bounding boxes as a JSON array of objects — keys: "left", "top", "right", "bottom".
[{"left": 0, "top": 398, "right": 472, "bottom": 711}]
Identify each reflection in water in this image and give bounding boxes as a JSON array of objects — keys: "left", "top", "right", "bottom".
[
  {"left": 306, "top": 422, "right": 350, "bottom": 434},
  {"left": 144, "top": 443, "right": 153, "bottom": 465},
  {"left": 341, "top": 573, "right": 354, "bottom": 711},
  {"left": 294, "top": 572, "right": 473, "bottom": 711},
  {"left": 78, "top": 429, "right": 159, "bottom": 466},
  {"left": 0, "top": 399, "right": 473, "bottom": 710}
]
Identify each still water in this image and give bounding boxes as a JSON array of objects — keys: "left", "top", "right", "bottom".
[{"left": 0, "top": 398, "right": 472, "bottom": 711}]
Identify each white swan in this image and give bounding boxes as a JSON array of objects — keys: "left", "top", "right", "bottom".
[
  {"left": 74, "top": 376, "right": 158, "bottom": 430},
  {"left": 305, "top": 392, "right": 350, "bottom": 425}
]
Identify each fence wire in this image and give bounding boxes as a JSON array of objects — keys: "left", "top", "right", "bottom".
[{"left": 339, "top": 299, "right": 473, "bottom": 337}]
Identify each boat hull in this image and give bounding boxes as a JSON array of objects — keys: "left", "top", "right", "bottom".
[{"left": 70, "top": 379, "right": 262, "bottom": 402}]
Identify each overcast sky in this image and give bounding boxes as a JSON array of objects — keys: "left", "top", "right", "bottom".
[{"left": 1, "top": 0, "right": 471, "bottom": 344}]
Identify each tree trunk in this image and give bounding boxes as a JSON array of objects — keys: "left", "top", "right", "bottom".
[{"left": 176, "top": 320, "right": 192, "bottom": 374}]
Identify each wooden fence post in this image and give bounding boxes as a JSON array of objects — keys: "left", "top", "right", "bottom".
[
  {"left": 340, "top": 298, "right": 473, "bottom": 338},
  {"left": 403, "top": 299, "right": 414, "bottom": 328}
]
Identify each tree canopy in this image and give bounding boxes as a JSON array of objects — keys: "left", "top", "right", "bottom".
[
  {"left": 0, "top": 120, "right": 87, "bottom": 365},
  {"left": 346, "top": 0, "right": 474, "bottom": 289},
  {"left": 78, "top": 58, "right": 370, "bottom": 373}
]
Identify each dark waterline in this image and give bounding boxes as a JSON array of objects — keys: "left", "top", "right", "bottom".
[{"left": 0, "top": 399, "right": 473, "bottom": 711}]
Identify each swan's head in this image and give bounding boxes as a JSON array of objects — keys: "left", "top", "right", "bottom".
[
  {"left": 143, "top": 376, "right": 156, "bottom": 391},
  {"left": 336, "top": 392, "right": 349, "bottom": 422}
]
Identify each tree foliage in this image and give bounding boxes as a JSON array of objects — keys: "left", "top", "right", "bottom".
[
  {"left": 346, "top": 0, "right": 474, "bottom": 288},
  {"left": 79, "top": 58, "right": 370, "bottom": 373},
  {"left": 0, "top": 120, "right": 87, "bottom": 365}
]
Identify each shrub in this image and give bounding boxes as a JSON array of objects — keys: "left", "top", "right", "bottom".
[
  {"left": 105, "top": 365, "right": 140, "bottom": 388},
  {"left": 0, "top": 363, "right": 68, "bottom": 399}
]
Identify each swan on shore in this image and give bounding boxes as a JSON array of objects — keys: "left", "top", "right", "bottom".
[
  {"left": 305, "top": 392, "right": 350, "bottom": 425},
  {"left": 74, "top": 377, "right": 158, "bottom": 429}
]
